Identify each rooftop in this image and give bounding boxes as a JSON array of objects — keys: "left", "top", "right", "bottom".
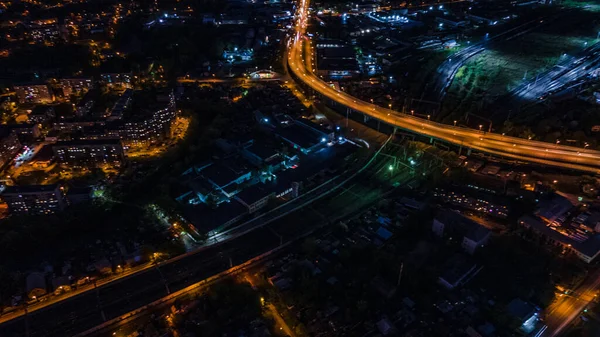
[
  {"left": 318, "top": 46, "right": 356, "bottom": 59},
  {"left": 436, "top": 210, "right": 490, "bottom": 242},
  {"left": 519, "top": 215, "right": 600, "bottom": 260},
  {"left": 535, "top": 194, "right": 574, "bottom": 223},
  {"left": 199, "top": 159, "right": 251, "bottom": 188},
  {"left": 54, "top": 139, "right": 122, "bottom": 147},
  {"left": 182, "top": 198, "right": 248, "bottom": 233},
  {"left": 244, "top": 141, "right": 279, "bottom": 162},
  {"left": 506, "top": 298, "right": 536, "bottom": 322},
  {"left": 3, "top": 184, "right": 60, "bottom": 194},
  {"left": 317, "top": 58, "right": 360, "bottom": 72},
  {"left": 235, "top": 183, "right": 274, "bottom": 205},
  {"left": 439, "top": 254, "right": 477, "bottom": 287},
  {"left": 276, "top": 123, "right": 322, "bottom": 151}
]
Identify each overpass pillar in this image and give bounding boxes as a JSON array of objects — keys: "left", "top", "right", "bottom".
[
  {"left": 430, "top": 137, "right": 434, "bottom": 144},
  {"left": 467, "top": 148, "right": 472, "bottom": 156},
  {"left": 363, "top": 114, "right": 369, "bottom": 123},
  {"left": 346, "top": 108, "right": 351, "bottom": 128}
]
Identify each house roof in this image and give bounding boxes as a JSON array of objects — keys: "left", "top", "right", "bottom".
[
  {"left": 376, "top": 226, "right": 393, "bottom": 240},
  {"left": 200, "top": 162, "right": 247, "bottom": 188},
  {"left": 235, "top": 183, "right": 274, "bottom": 205},
  {"left": 54, "top": 139, "right": 122, "bottom": 146},
  {"left": 244, "top": 142, "right": 279, "bottom": 162},
  {"left": 535, "top": 194, "right": 574, "bottom": 223},
  {"left": 276, "top": 123, "right": 321, "bottom": 150},
  {"left": 4, "top": 184, "right": 59, "bottom": 194},
  {"left": 440, "top": 254, "right": 476, "bottom": 287},
  {"left": 182, "top": 198, "right": 248, "bottom": 233},
  {"left": 506, "top": 298, "right": 535, "bottom": 322},
  {"left": 436, "top": 210, "right": 490, "bottom": 242},
  {"left": 519, "top": 215, "right": 600, "bottom": 260}
]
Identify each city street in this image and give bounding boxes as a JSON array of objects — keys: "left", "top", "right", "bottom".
[{"left": 542, "top": 268, "right": 600, "bottom": 336}]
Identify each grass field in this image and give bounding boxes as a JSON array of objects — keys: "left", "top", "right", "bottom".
[{"left": 439, "top": 9, "right": 600, "bottom": 123}]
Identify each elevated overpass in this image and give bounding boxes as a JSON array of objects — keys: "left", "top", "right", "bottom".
[{"left": 287, "top": 0, "right": 600, "bottom": 174}]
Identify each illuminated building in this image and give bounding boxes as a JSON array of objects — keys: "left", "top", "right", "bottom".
[
  {"left": 432, "top": 211, "right": 491, "bottom": 255},
  {"left": 274, "top": 119, "right": 333, "bottom": 154},
  {"left": 0, "top": 129, "right": 22, "bottom": 168},
  {"left": 315, "top": 44, "right": 360, "bottom": 79},
  {"left": 53, "top": 139, "right": 125, "bottom": 167},
  {"left": 1, "top": 124, "right": 41, "bottom": 141},
  {"left": 29, "top": 105, "right": 55, "bottom": 124},
  {"left": 1, "top": 184, "right": 67, "bottom": 215},
  {"left": 75, "top": 89, "right": 101, "bottom": 117},
  {"left": 14, "top": 83, "right": 53, "bottom": 104},
  {"left": 60, "top": 78, "right": 93, "bottom": 97},
  {"left": 28, "top": 19, "right": 62, "bottom": 43},
  {"left": 506, "top": 299, "right": 540, "bottom": 334},
  {"left": 100, "top": 73, "right": 132, "bottom": 88},
  {"left": 106, "top": 90, "right": 175, "bottom": 145},
  {"left": 49, "top": 89, "right": 176, "bottom": 146},
  {"left": 106, "top": 89, "right": 133, "bottom": 121}
]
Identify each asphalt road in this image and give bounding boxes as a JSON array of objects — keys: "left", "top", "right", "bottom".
[{"left": 542, "top": 268, "right": 600, "bottom": 336}]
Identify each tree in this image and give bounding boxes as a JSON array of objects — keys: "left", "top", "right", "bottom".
[
  {"left": 0, "top": 268, "right": 17, "bottom": 312},
  {"left": 301, "top": 237, "right": 318, "bottom": 256}
]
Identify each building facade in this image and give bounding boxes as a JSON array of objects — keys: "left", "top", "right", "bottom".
[
  {"left": 60, "top": 78, "right": 93, "bottom": 97},
  {"left": 0, "top": 131, "right": 22, "bottom": 168},
  {"left": 14, "top": 84, "right": 53, "bottom": 104},
  {"left": 53, "top": 139, "right": 125, "bottom": 166},
  {"left": 107, "top": 90, "right": 176, "bottom": 145},
  {"left": 2, "top": 184, "right": 67, "bottom": 215}
]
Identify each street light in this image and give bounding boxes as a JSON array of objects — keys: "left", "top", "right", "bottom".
[
  {"left": 388, "top": 165, "right": 393, "bottom": 171},
  {"left": 479, "top": 124, "right": 483, "bottom": 131},
  {"left": 427, "top": 115, "right": 430, "bottom": 120},
  {"left": 453, "top": 120, "right": 457, "bottom": 126}
]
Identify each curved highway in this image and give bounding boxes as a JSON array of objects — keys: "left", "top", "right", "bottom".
[{"left": 288, "top": 0, "right": 600, "bottom": 174}]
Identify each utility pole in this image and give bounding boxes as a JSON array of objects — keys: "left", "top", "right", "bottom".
[
  {"left": 155, "top": 263, "right": 170, "bottom": 295},
  {"left": 269, "top": 227, "right": 283, "bottom": 246},
  {"left": 346, "top": 108, "right": 349, "bottom": 128},
  {"left": 23, "top": 303, "right": 30, "bottom": 337},
  {"left": 94, "top": 281, "right": 106, "bottom": 322},
  {"left": 397, "top": 262, "right": 404, "bottom": 287}
]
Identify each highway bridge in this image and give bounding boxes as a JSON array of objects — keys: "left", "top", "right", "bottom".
[{"left": 288, "top": 0, "right": 600, "bottom": 174}]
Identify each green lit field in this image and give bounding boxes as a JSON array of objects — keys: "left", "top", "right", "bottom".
[{"left": 440, "top": 9, "right": 600, "bottom": 122}]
